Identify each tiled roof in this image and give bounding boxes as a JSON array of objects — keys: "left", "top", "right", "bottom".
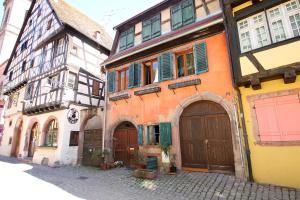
[{"left": 49, "top": 0, "right": 112, "bottom": 50}]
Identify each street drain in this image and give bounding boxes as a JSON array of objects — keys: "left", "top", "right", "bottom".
[{"left": 77, "top": 176, "right": 89, "bottom": 180}]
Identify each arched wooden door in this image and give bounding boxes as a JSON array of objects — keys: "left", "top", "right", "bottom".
[
  {"left": 11, "top": 120, "right": 23, "bottom": 157},
  {"left": 180, "top": 101, "right": 235, "bottom": 173},
  {"left": 113, "top": 122, "right": 138, "bottom": 167},
  {"left": 28, "top": 123, "right": 39, "bottom": 157}
]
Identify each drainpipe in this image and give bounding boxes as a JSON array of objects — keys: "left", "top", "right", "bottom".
[
  {"left": 236, "top": 86, "right": 254, "bottom": 182},
  {"left": 102, "top": 66, "right": 108, "bottom": 153}
]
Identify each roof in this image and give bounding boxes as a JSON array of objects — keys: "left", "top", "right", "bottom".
[{"left": 48, "top": 0, "right": 112, "bottom": 50}]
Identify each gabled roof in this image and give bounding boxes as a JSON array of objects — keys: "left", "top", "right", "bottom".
[
  {"left": 4, "top": 0, "right": 112, "bottom": 75},
  {"left": 48, "top": 0, "right": 112, "bottom": 50}
]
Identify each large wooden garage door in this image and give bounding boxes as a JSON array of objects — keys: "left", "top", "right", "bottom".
[
  {"left": 82, "top": 129, "right": 102, "bottom": 166},
  {"left": 180, "top": 101, "right": 235, "bottom": 173},
  {"left": 114, "top": 122, "right": 138, "bottom": 167}
]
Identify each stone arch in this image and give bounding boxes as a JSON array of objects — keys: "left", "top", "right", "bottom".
[
  {"left": 23, "top": 118, "right": 40, "bottom": 151},
  {"left": 41, "top": 116, "right": 59, "bottom": 147},
  {"left": 10, "top": 117, "right": 23, "bottom": 157},
  {"left": 171, "top": 92, "right": 246, "bottom": 179}
]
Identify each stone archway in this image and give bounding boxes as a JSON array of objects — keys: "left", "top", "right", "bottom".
[
  {"left": 172, "top": 92, "right": 246, "bottom": 179},
  {"left": 180, "top": 100, "right": 235, "bottom": 173},
  {"left": 10, "top": 118, "right": 23, "bottom": 157},
  {"left": 28, "top": 122, "right": 40, "bottom": 157},
  {"left": 113, "top": 121, "right": 138, "bottom": 167}
]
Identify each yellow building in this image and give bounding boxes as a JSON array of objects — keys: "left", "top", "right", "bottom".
[{"left": 221, "top": 0, "right": 300, "bottom": 188}]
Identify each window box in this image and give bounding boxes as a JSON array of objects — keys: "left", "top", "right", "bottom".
[
  {"left": 168, "top": 78, "right": 201, "bottom": 90},
  {"left": 134, "top": 86, "right": 161, "bottom": 96},
  {"left": 109, "top": 93, "right": 130, "bottom": 102}
]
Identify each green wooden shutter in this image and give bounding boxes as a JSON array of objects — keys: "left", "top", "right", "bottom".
[
  {"left": 119, "top": 32, "right": 127, "bottom": 50},
  {"left": 142, "top": 19, "right": 152, "bottom": 42},
  {"left": 138, "top": 125, "right": 143, "bottom": 145},
  {"left": 108, "top": 71, "right": 116, "bottom": 93},
  {"left": 171, "top": 4, "right": 183, "bottom": 30},
  {"left": 151, "top": 15, "right": 161, "bottom": 38},
  {"left": 126, "top": 27, "right": 135, "bottom": 48},
  {"left": 158, "top": 52, "right": 173, "bottom": 81},
  {"left": 147, "top": 126, "right": 151, "bottom": 145},
  {"left": 128, "top": 63, "right": 135, "bottom": 88},
  {"left": 194, "top": 42, "right": 208, "bottom": 74},
  {"left": 135, "top": 63, "right": 141, "bottom": 87},
  {"left": 159, "top": 122, "right": 172, "bottom": 146},
  {"left": 182, "top": 0, "right": 195, "bottom": 25}
]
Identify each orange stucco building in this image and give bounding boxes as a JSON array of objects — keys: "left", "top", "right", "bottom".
[{"left": 103, "top": 0, "right": 248, "bottom": 179}]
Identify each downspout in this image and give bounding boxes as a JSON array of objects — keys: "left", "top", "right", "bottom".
[
  {"left": 236, "top": 86, "right": 253, "bottom": 182},
  {"left": 102, "top": 66, "right": 108, "bottom": 153},
  {"left": 220, "top": 1, "right": 254, "bottom": 181}
]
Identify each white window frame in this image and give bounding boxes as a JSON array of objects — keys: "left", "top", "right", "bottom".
[{"left": 237, "top": 0, "right": 300, "bottom": 53}]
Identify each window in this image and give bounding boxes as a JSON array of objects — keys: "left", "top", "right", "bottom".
[
  {"left": 118, "top": 68, "right": 129, "bottom": 91},
  {"left": 9, "top": 120, "right": 12, "bottom": 127},
  {"left": 69, "top": 131, "right": 79, "bottom": 146},
  {"left": 142, "top": 14, "right": 161, "bottom": 42},
  {"left": 21, "top": 40, "right": 28, "bottom": 52},
  {"left": 254, "top": 94, "right": 300, "bottom": 142},
  {"left": 92, "top": 80, "right": 100, "bottom": 96},
  {"left": 56, "top": 38, "right": 64, "bottom": 55},
  {"left": 44, "top": 120, "right": 58, "bottom": 147},
  {"left": 30, "top": 59, "right": 34, "bottom": 68},
  {"left": 128, "top": 63, "right": 141, "bottom": 88},
  {"left": 46, "top": 19, "right": 52, "bottom": 30},
  {"left": 147, "top": 125, "right": 160, "bottom": 145},
  {"left": 67, "top": 73, "right": 76, "bottom": 89},
  {"left": 176, "top": 50, "right": 195, "bottom": 78},
  {"left": 237, "top": 0, "right": 300, "bottom": 53},
  {"left": 48, "top": 76, "right": 59, "bottom": 89},
  {"left": 171, "top": 0, "right": 195, "bottom": 30},
  {"left": 144, "top": 59, "right": 158, "bottom": 85},
  {"left": 9, "top": 71, "right": 13, "bottom": 81},
  {"left": 71, "top": 46, "right": 78, "bottom": 55},
  {"left": 108, "top": 71, "right": 116, "bottom": 93},
  {"left": 7, "top": 96, "right": 13, "bottom": 109},
  {"left": 21, "top": 61, "right": 26, "bottom": 72},
  {"left": 119, "top": 27, "right": 134, "bottom": 51},
  {"left": 25, "top": 84, "right": 33, "bottom": 100}
]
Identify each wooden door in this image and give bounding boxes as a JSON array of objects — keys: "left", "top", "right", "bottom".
[
  {"left": 114, "top": 123, "right": 138, "bottom": 166},
  {"left": 180, "top": 101, "right": 235, "bottom": 173},
  {"left": 82, "top": 129, "right": 103, "bottom": 166},
  {"left": 11, "top": 121, "right": 22, "bottom": 157}
]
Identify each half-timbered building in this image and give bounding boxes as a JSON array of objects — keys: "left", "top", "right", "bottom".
[
  {"left": 221, "top": 0, "right": 300, "bottom": 188},
  {"left": 0, "top": 0, "right": 112, "bottom": 166},
  {"left": 103, "top": 0, "right": 248, "bottom": 179}
]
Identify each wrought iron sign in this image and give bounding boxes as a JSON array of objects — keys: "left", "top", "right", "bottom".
[{"left": 67, "top": 108, "right": 79, "bottom": 124}]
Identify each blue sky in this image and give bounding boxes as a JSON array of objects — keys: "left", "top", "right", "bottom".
[{"left": 0, "top": 0, "right": 163, "bottom": 37}]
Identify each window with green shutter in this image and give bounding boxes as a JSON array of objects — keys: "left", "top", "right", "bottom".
[
  {"left": 138, "top": 125, "right": 144, "bottom": 145},
  {"left": 128, "top": 63, "right": 141, "bottom": 88},
  {"left": 142, "top": 14, "right": 161, "bottom": 42},
  {"left": 147, "top": 125, "right": 160, "bottom": 145},
  {"left": 108, "top": 71, "right": 116, "bottom": 93},
  {"left": 159, "top": 122, "right": 172, "bottom": 146},
  {"left": 158, "top": 52, "right": 173, "bottom": 81},
  {"left": 194, "top": 42, "right": 208, "bottom": 74},
  {"left": 119, "top": 27, "right": 135, "bottom": 51},
  {"left": 171, "top": 0, "right": 195, "bottom": 30}
]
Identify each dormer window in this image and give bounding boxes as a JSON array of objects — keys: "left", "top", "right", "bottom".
[
  {"left": 171, "top": 0, "right": 195, "bottom": 30},
  {"left": 119, "top": 27, "right": 134, "bottom": 51},
  {"left": 142, "top": 14, "right": 161, "bottom": 42},
  {"left": 47, "top": 19, "right": 52, "bottom": 30}
]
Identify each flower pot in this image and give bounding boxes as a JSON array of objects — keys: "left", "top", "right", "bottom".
[{"left": 133, "top": 169, "right": 157, "bottom": 180}]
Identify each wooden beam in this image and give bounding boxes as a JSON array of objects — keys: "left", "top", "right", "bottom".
[{"left": 246, "top": 53, "right": 265, "bottom": 72}]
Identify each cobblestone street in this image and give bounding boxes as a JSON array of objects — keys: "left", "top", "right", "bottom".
[{"left": 0, "top": 156, "right": 299, "bottom": 200}]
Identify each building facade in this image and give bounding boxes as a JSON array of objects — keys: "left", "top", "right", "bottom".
[
  {"left": 0, "top": 0, "right": 112, "bottom": 167},
  {"left": 222, "top": 0, "right": 300, "bottom": 188},
  {"left": 0, "top": 0, "right": 31, "bottom": 144},
  {"left": 103, "top": 0, "right": 248, "bottom": 179}
]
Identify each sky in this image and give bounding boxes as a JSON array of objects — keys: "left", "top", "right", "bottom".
[{"left": 0, "top": 0, "right": 163, "bottom": 37}]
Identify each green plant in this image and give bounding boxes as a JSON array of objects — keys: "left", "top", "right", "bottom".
[
  {"left": 160, "top": 144, "right": 171, "bottom": 157},
  {"left": 133, "top": 150, "right": 146, "bottom": 165},
  {"left": 91, "top": 148, "right": 110, "bottom": 161}
]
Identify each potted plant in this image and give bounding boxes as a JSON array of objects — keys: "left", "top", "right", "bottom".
[
  {"left": 91, "top": 148, "right": 111, "bottom": 170},
  {"left": 169, "top": 154, "right": 177, "bottom": 175},
  {"left": 160, "top": 144, "right": 171, "bottom": 172}
]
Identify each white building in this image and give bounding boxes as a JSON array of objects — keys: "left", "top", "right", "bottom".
[
  {"left": 0, "top": 0, "right": 112, "bottom": 167},
  {"left": 0, "top": 0, "right": 31, "bottom": 144}
]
